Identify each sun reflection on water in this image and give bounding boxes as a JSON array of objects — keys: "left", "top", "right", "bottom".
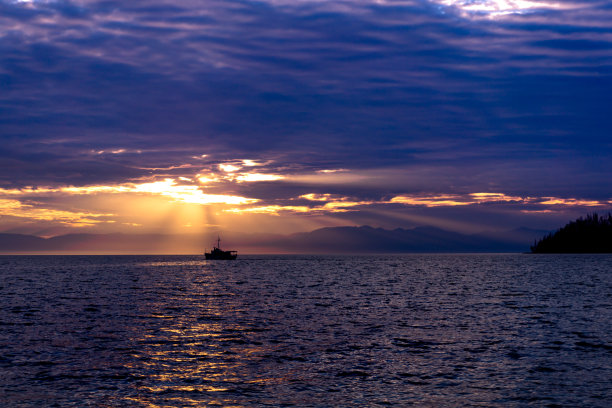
[{"left": 121, "top": 266, "right": 285, "bottom": 407}]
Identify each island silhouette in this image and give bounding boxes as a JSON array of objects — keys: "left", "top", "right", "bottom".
[{"left": 531, "top": 213, "right": 612, "bottom": 253}]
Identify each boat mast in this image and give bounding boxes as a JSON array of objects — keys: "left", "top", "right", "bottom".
[{"left": 216, "top": 235, "right": 221, "bottom": 249}]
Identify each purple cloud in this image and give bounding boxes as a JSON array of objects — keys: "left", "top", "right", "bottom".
[{"left": 1, "top": 0, "right": 611, "bottom": 234}]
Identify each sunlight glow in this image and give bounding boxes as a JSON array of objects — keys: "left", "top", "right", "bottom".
[
  {"left": 242, "top": 159, "right": 267, "bottom": 167},
  {"left": 1, "top": 179, "right": 610, "bottom": 231},
  {"left": 235, "top": 173, "right": 284, "bottom": 182},
  {"left": 197, "top": 173, "right": 221, "bottom": 184},
  {"left": 132, "top": 179, "right": 258, "bottom": 205},
  {"left": 0, "top": 178, "right": 258, "bottom": 206},
  {"left": 219, "top": 163, "right": 241, "bottom": 173},
  {"left": 317, "top": 169, "right": 349, "bottom": 173},
  {"left": 299, "top": 193, "right": 333, "bottom": 201},
  {"left": 1, "top": 185, "right": 608, "bottom": 211}
]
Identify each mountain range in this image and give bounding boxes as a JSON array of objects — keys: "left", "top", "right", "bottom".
[{"left": 0, "top": 225, "right": 548, "bottom": 254}]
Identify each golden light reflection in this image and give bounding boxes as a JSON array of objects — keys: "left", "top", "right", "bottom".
[{"left": 121, "top": 272, "right": 283, "bottom": 408}]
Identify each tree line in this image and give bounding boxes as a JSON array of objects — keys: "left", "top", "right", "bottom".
[{"left": 531, "top": 213, "right": 612, "bottom": 253}]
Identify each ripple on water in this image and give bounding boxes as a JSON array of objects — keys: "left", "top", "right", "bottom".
[{"left": 0, "top": 254, "right": 611, "bottom": 407}]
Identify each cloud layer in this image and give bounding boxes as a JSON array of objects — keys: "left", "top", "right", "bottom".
[{"left": 1, "top": 0, "right": 611, "bottom": 234}]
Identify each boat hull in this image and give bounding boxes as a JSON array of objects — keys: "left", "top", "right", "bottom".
[{"left": 205, "top": 251, "right": 237, "bottom": 260}]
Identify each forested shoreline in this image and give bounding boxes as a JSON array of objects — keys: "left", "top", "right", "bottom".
[{"left": 531, "top": 213, "right": 612, "bottom": 253}]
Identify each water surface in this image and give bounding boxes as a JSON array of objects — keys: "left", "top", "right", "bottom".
[{"left": 1, "top": 254, "right": 610, "bottom": 406}]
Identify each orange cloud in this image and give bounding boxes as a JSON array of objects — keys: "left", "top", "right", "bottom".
[
  {"left": 224, "top": 205, "right": 312, "bottom": 215},
  {"left": 299, "top": 193, "right": 333, "bottom": 201},
  {"left": 235, "top": 173, "right": 284, "bottom": 182},
  {"left": 0, "top": 199, "right": 114, "bottom": 227},
  {"left": 218, "top": 163, "right": 241, "bottom": 173},
  {"left": 469, "top": 193, "right": 524, "bottom": 202},
  {"left": 538, "top": 198, "right": 603, "bottom": 207},
  {"left": 0, "top": 178, "right": 258, "bottom": 206},
  {"left": 391, "top": 192, "right": 610, "bottom": 208},
  {"left": 132, "top": 179, "right": 257, "bottom": 205},
  {"left": 300, "top": 193, "right": 373, "bottom": 209},
  {"left": 224, "top": 193, "right": 374, "bottom": 215},
  {"left": 242, "top": 159, "right": 269, "bottom": 167},
  {"left": 2, "top": 176, "right": 610, "bottom": 233},
  {"left": 317, "top": 169, "right": 348, "bottom": 173},
  {"left": 390, "top": 194, "right": 472, "bottom": 207}
]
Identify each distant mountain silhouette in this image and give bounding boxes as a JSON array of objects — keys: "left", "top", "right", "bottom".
[
  {"left": 275, "top": 225, "right": 545, "bottom": 253},
  {"left": 531, "top": 213, "right": 612, "bottom": 253},
  {"left": 0, "top": 232, "right": 218, "bottom": 254},
  {"left": 0, "top": 225, "right": 548, "bottom": 254},
  {"left": 0, "top": 234, "right": 48, "bottom": 251}
]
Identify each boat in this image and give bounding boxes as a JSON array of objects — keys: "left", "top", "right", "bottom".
[{"left": 204, "top": 236, "right": 238, "bottom": 260}]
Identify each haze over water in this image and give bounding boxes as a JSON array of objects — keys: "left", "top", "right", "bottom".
[{"left": 1, "top": 254, "right": 611, "bottom": 407}]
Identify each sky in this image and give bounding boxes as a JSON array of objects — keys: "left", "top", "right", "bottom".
[{"left": 1, "top": 0, "right": 611, "bottom": 238}]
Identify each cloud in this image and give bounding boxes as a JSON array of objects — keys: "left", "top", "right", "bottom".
[
  {"left": 0, "top": 198, "right": 114, "bottom": 227},
  {"left": 0, "top": 178, "right": 259, "bottom": 205},
  {"left": 235, "top": 173, "right": 284, "bottom": 182},
  {"left": 432, "top": 0, "right": 580, "bottom": 18},
  {"left": 1, "top": 169, "right": 610, "bottom": 235},
  {"left": 1, "top": 0, "right": 611, "bottom": 234}
]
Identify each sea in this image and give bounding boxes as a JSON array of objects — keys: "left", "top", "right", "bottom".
[{"left": 0, "top": 254, "right": 610, "bottom": 407}]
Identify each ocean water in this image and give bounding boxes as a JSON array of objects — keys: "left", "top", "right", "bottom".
[{"left": 0, "top": 254, "right": 610, "bottom": 407}]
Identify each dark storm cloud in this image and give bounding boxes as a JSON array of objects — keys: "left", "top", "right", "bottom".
[{"left": 1, "top": 0, "right": 611, "bottom": 202}]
